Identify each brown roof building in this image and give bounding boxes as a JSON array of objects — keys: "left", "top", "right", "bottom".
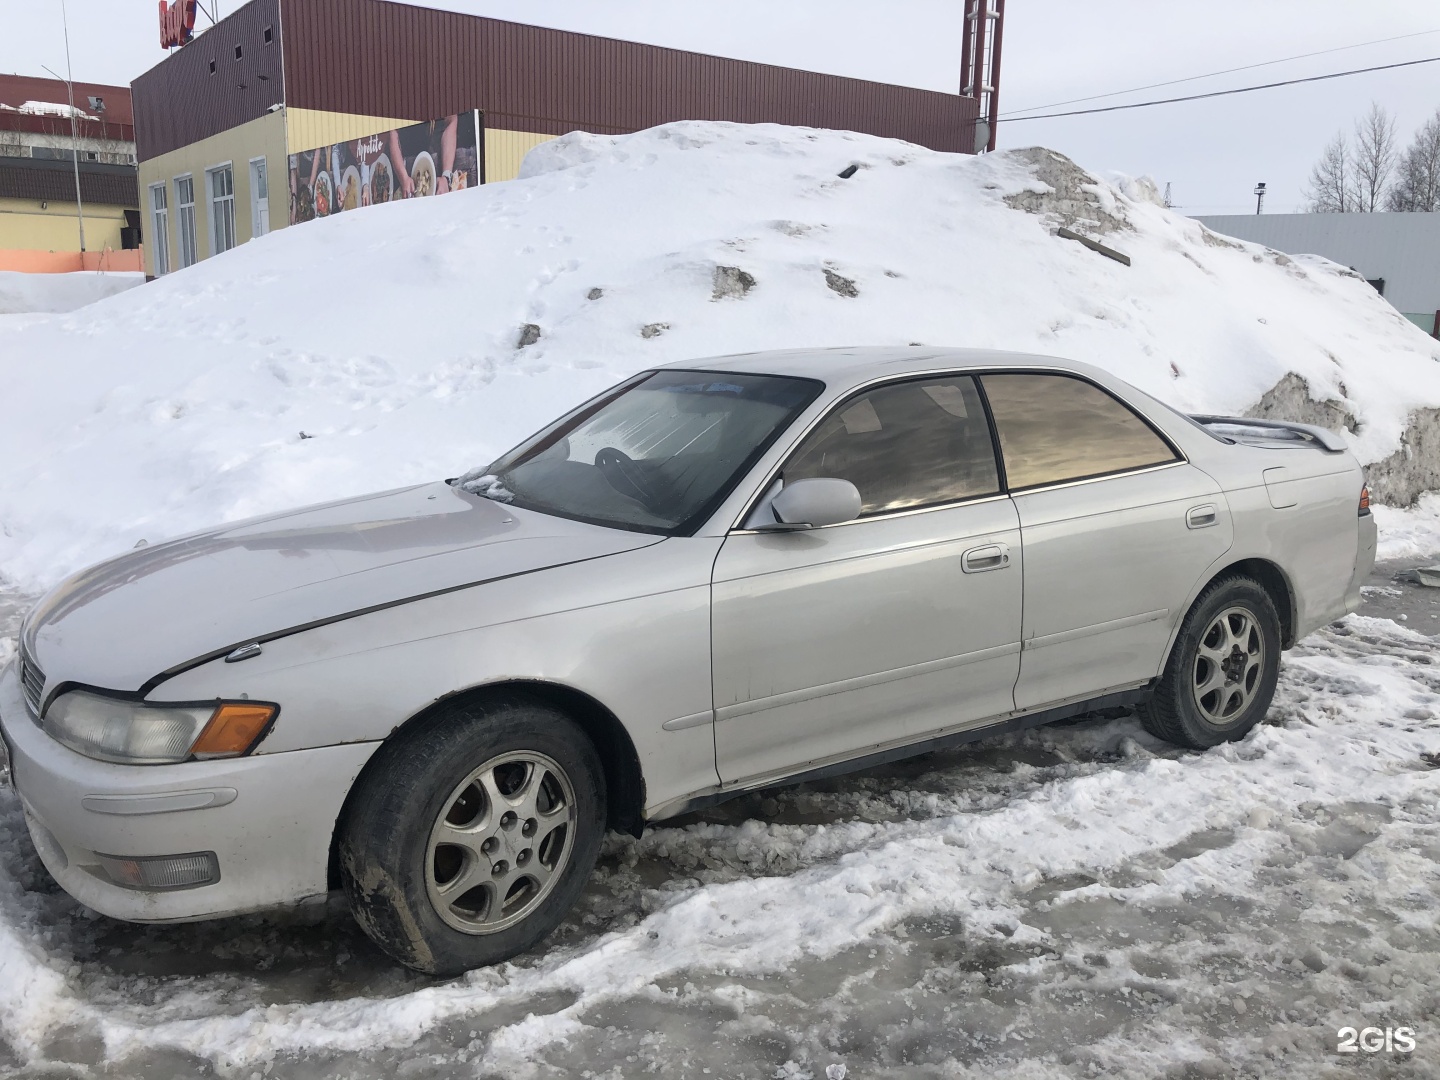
[
  {"left": 0, "top": 76, "right": 141, "bottom": 271},
  {"left": 132, "top": 0, "right": 1003, "bottom": 277}
]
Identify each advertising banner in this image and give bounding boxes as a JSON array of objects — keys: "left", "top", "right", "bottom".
[{"left": 288, "top": 111, "right": 480, "bottom": 226}]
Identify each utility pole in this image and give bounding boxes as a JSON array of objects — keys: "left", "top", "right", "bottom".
[
  {"left": 43, "top": 0, "right": 86, "bottom": 255},
  {"left": 1254, "top": 181, "right": 1267, "bottom": 215}
]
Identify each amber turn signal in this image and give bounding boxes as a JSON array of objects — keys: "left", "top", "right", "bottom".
[
  {"left": 189, "top": 703, "right": 277, "bottom": 759},
  {"left": 1358, "top": 485, "right": 1371, "bottom": 516}
]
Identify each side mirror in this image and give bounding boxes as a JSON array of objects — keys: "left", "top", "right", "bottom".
[{"left": 765, "top": 478, "right": 862, "bottom": 529}]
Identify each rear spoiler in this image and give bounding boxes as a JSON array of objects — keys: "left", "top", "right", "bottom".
[{"left": 1189, "top": 415, "right": 1348, "bottom": 453}]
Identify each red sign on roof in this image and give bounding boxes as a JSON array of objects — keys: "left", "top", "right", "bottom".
[{"left": 159, "top": 0, "right": 198, "bottom": 49}]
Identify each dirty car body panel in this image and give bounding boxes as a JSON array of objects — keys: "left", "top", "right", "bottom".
[{"left": 0, "top": 347, "right": 1376, "bottom": 924}]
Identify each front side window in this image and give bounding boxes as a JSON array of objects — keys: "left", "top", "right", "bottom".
[
  {"left": 174, "top": 175, "right": 197, "bottom": 268},
  {"left": 981, "top": 373, "right": 1179, "bottom": 491},
  {"left": 783, "top": 375, "right": 1001, "bottom": 516},
  {"left": 468, "top": 370, "right": 822, "bottom": 534},
  {"left": 149, "top": 183, "right": 170, "bottom": 275},
  {"left": 207, "top": 164, "right": 236, "bottom": 255}
]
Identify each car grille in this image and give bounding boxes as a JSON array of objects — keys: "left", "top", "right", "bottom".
[{"left": 19, "top": 647, "right": 45, "bottom": 719}]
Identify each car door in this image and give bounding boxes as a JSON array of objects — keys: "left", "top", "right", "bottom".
[
  {"left": 711, "top": 374, "right": 1024, "bottom": 787},
  {"left": 978, "top": 372, "right": 1234, "bottom": 712}
]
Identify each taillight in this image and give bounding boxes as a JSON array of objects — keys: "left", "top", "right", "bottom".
[{"left": 1359, "top": 485, "right": 1371, "bottom": 516}]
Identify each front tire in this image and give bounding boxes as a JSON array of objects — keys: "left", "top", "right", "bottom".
[
  {"left": 1138, "top": 576, "right": 1281, "bottom": 749},
  {"left": 338, "top": 694, "right": 606, "bottom": 976}
]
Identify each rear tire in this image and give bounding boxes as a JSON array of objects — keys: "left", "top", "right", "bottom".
[
  {"left": 1138, "top": 576, "right": 1281, "bottom": 750},
  {"left": 338, "top": 694, "right": 606, "bottom": 976}
]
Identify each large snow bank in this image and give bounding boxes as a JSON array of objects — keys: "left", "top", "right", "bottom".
[
  {"left": 0, "top": 271, "right": 143, "bottom": 315},
  {"left": 2, "top": 122, "right": 1438, "bottom": 591}
]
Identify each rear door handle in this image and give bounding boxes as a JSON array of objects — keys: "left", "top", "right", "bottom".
[
  {"left": 962, "top": 543, "right": 1010, "bottom": 573},
  {"left": 1186, "top": 504, "right": 1217, "bottom": 529}
]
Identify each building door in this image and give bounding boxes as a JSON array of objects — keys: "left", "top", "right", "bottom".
[
  {"left": 250, "top": 158, "right": 270, "bottom": 237},
  {"left": 712, "top": 374, "right": 1023, "bottom": 787}
]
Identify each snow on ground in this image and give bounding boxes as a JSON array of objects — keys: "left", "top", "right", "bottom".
[
  {"left": 1, "top": 122, "right": 1439, "bottom": 592},
  {"left": 0, "top": 270, "right": 143, "bottom": 316},
  {"left": 0, "top": 592, "right": 1437, "bottom": 1078},
  {"left": 1376, "top": 494, "right": 1440, "bottom": 563}
]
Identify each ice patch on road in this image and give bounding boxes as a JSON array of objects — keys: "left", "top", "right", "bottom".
[{"left": 0, "top": 614, "right": 1436, "bottom": 1076}]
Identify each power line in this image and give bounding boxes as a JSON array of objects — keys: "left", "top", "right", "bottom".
[
  {"left": 999, "top": 54, "right": 1440, "bottom": 124},
  {"left": 1002, "top": 27, "right": 1440, "bottom": 118}
]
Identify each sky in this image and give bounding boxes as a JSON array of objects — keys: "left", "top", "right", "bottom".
[{"left": 2, "top": 0, "right": 1438, "bottom": 215}]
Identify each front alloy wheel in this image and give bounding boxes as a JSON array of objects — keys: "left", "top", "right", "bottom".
[
  {"left": 426, "top": 751, "right": 577, "bottom": 934},
  {"left": 339, "top": 695, "right": 606, "bottom": 975}
]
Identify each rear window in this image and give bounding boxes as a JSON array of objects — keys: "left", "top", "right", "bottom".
[{"left": 980, "top": 373, "right": 1179, "bottom": 490}]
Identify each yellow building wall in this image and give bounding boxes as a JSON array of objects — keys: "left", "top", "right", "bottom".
[
  {"left": 135, "top": 113, "right": 561, "bottom": 274},
  {"left": 137, "top": 109, "right": 287, "bottom": 276},
  {"left": 485, "top": 129, "right": 556, "bottom": 182},
  {"left": 0, "top": 197, "right": 128, "bottom": 253},
  {"left": 285, "top": 108, "right": 419, "bottom": 155}
]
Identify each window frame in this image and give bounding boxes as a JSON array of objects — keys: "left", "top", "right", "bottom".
[
  {"left": 206, "top": 162, "right": 237, "bottom": 256},
  {"left": 977, "top": 369, "right": 1185, "bottom": 494},
  {"left": 731, "top": 366, "right": 1188, "bottom": 532},
  {"left": 173, "top": 173, "right": 197, "bottom": 268},
  {"left": 476, "top": 368, "right": 826, "bottom": 538},
  {"left": 776, "top": 372, "right": 1006, "bottom": 522},
  {"left": 148, "top": 182, "right": 170, "bottom": 276}
]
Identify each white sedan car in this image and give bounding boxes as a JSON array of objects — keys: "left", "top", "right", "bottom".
[{"left": 1, "top": 348, "right": 1376, "bottom": 974}]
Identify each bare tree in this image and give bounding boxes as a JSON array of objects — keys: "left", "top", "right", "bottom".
[
  {"left": 1387, "top": 106, "right": 1440, "bottom": 212},
  {"left": 1352, "top": 102, "right": 1398, "bottom": 211},
  {"left": 1305, "top": 131, "right": 1354, "bottom": 212}
]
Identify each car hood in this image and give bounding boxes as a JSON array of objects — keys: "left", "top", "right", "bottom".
[{"left": 21, "top": 482, "right": 661, "bottom": 698}]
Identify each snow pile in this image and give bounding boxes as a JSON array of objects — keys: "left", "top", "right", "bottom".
[
  {"left": 2, "top": 121, "right": 1439, "bottom": 591},
  {"left": 0, "top": 271, "right": 144, "bottom": 316}
]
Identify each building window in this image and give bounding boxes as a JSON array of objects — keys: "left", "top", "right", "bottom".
[
  {"left": 234, "top": 44, "right": 243, "bottom": 60},
  {"left": 249, "top": 157, "right": 270, "bottom": 238},
  {"left": 207, "top": 164, "right": 236, "bottom": 255},
  {"left": 263, "top": 25, "right": 273, "bottom": 43},
  {"left": 150, "top": 183, "right": 171, "bottom": 275},
  {"left": 175, "top": 174, "right": 197, "bottom": 268},
  {"left": 208, "top": 59, "right": 216, "bottom": 74}
]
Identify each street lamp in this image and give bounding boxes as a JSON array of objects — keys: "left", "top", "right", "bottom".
[{"left": 42, "top": 0, "right": 86, "bottom": 255}]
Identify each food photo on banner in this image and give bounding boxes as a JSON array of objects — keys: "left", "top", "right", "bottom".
[{"left": 288, "top": 111, "right": 481, "bottom": 225}]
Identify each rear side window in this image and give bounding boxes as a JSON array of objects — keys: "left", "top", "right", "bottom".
[
  {"left": 783, "top": 375, "right": 1001, "bottom": 515},
  {"left": 980, "top": 373, "right": 1179, "bottom": 490}
]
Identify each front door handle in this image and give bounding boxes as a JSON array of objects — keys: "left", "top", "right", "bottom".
[
  {"left": 1186, "top": 504, "right": 1218, "bottom": 529},
  {"left": 962, "top": 543, "right": 1010, "bottom": 573}
]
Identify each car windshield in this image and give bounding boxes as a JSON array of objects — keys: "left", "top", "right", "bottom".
[{"left": 458, "top": 369, "right": 823, "bottom": 534}]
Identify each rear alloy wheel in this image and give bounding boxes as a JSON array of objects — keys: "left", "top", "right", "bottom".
[
  {"left": 339, "top": 695, "right": 606, "bottom": 976},
  {"left": 1138, "top": 576, "right": 1281, "bottom": 749}
]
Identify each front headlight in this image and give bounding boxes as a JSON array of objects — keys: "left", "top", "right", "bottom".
[{"left": 42, "top": 692, "right": 277, "bottom": 765}]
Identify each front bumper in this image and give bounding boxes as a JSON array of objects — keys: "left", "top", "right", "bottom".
[{"left": 0, "top": 661, "right": 379, "bottom": 923}]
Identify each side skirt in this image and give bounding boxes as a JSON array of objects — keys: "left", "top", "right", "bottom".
[{"left": 648, "top": 684, "right": 1154, "bottom": 823}]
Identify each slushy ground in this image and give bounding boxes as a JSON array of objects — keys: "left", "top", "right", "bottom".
[{"left": 0, "top": 562, "right": 1436, "bottom": 1079}]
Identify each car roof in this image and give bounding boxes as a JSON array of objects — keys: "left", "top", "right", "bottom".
[{"left": 655, "top": 346, "right": 1086, "bottom": 387}]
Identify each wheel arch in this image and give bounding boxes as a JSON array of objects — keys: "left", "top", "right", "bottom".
[
  {"left": 327, "top": 679, "right": 647, "bottom": 890},
  {"left": 1170, "top": 557, "right": 1297, "bottom": 662}
]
